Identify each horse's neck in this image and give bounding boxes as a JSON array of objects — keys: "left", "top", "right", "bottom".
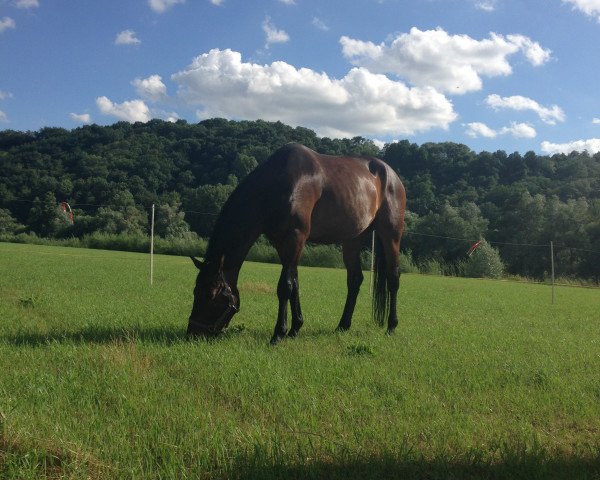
[{"left": 206, "top": 205, "right": 263, "bottom": 288}]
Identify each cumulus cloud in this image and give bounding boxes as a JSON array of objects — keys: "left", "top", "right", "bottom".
[
  {"left": 340, "top": 27, "right": 552, "bottom": 94},
  {"left": 501, "top": 122, "right": 537, "bottom": 138},
  {"left": 563, "top": 0, "right": 600, "bottom": 21},
  {"left": 506, "top": 34, "right": 552, "bottom": 66},
  {"left": 171, "top": 48, "right": 457, "bottom": 138},
  {"left": 115, "top": 30, "right": 141, "bottom": 46},
  {"left": 262, "top": 17, "right": 290, "bottom": 47},
  {"left": 149, "top": 0, "right": 185, "bottom": 13},
  {"left": 0, "top": 90, "right": 13, "bottom": 100},
  {"left": 0, "top": 110, "right": 7, "bottom": 122},
  {"left": 465, "top": 121, "right": 536, "bottom": 139},
  {"left": 485, "top": 94, "right": 565, "bottom": 124},
  {"left": 465, "top": 122, "right": 498, "bottom": 138},
  {"left": 70, "top": 112, "right": 91, "bottom": 123},
  {"left": 278, "top": 0, "right": 296, "bottom": 4},
  {"left": 96, "top": 96, "right": 151, "bottom": 123},
  {"left": 132, "top": 75, "right": 167, "bottom": 102},
  {"left": 0, "top": 17, "right": 16, "bottom": 33},
  {"left": 541, "top": 138, "right": 600, "bottom": 155},
  {"left": 593, "top": 117, "right": 600, "bottom": 124},
  {"left": 209, "top": 0, "right": 224, "bottom": 5}
]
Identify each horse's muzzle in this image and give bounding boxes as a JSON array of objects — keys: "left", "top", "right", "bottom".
[{"left": 186, "top": 303, "right": 239, "bottom": 338}]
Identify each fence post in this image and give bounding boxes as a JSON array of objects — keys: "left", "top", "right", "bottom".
[
  {"left": 150, "top": 203, "right": 155, "bottom": 285},
  {"left": 550, "top": 241, "right": 555, "bottom": 304}
]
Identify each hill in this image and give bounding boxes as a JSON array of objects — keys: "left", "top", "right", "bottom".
[{"left": 1, "top": 118, "right": 599, "bottom": 280}]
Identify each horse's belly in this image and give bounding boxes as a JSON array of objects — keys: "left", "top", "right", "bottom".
[{"left": 308, "top": 195, "right": 375, "bottom": 243}]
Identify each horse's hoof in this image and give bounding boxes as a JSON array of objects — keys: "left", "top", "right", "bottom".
[
  {"left": 386, "top": 328, "right": 396, "bottom": 336},
  {"left": 287, "top": 329, "right": 299, "bottom": 339},
  {"left": 335, "top": 325, "right": 350, "bottom": 333},
  {"left": 270, "top": 335, "right": 284, "bottom": 345}
]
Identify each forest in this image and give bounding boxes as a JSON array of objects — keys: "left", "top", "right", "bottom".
[{"left": 1, "top": 118, "right": 599, "bottom": 281}]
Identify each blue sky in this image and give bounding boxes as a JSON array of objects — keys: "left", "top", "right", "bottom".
[{"left": 1, "top": 0, "right": 600, "bottom": 155}]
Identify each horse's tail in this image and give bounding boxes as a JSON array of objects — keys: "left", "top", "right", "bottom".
[{"left": 372, "top": 234, "right": 389, "bottom": 327}]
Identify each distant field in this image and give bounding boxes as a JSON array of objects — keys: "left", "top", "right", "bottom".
[{"left": 1, "top": 242, "right": 599, "bottom": 479}]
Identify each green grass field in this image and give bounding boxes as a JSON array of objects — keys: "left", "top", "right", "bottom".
[{"left": 1, "top": 242, "right": 599, "bottom": 479}]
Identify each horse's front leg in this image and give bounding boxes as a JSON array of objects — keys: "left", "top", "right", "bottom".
[
  {"left": 288, "top": 266, "right": 304, "bottom": 338},
  {"left": 271, "top": 226, "right": 307, "bottom": 344},
  {"left": 272, "top": 265, "right": 292, "bottom": 345}
]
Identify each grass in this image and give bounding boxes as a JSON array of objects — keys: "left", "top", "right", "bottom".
[{"left": 0, "top": 242, "right": 599, "bottom": 479}]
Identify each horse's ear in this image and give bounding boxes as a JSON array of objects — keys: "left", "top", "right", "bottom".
[{"left": 190, "top": 256, "right": 203, "bottom": 270}]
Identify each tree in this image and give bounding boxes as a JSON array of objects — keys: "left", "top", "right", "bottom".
[
  {"left": 232, "top": 153, "right": 258, "bottom": 180},
  {"left": 183, "top": 183, "right": 235, "bottom": 236},
  {"left": 26, "top": 192, "right": 71, "bottom": 237},
  {"left": 0, "top": 208, "right": 24, "bottom": 235},
  {"left": 462, "top": 240, "right": 504, "bottom": 279},
  {"left": 155, "top": 202, "right": 192, "bottom": 238},
  {"left": 93, "top": 206, "right": 148, "bottom": 235}
]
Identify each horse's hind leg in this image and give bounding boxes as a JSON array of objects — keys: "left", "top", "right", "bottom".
[
  {"left": 336, "top": 237, "right": 364, "bottom": 332},
  {"left": 382, "top": 235, "right": 401, "bottom": 334}
]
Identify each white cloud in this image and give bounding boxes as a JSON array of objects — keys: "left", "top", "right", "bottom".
[
  {"left": 132, "top": 75, "right": 167, "bottom": 102},
  {"left": 592, "top": 117, "right": 600, "bottom": 124},
  {"left": 506, "top": 34, "right": 552, "bottom": 66},
  {"left": 312, "top": 17, "right": 329, "bottom": 31},
  {"left": 14, "top": 0, "right": 39, "bottom": 8},
  {"left": 70, "top": 112, "right": 91, "bottom": 123},
  {"left": 563, "top": 0, "right": 600, "bottom": 22},
  {"left": 340, "top": 27, "right": 552, "bottom": 94},
  {"left": 465, "top": 122, "right": 498, "bottom": 138},
  {"left": 500, "top": 122, "right": 536, "bottom": 138},
  {"left": 149, "top": 0, "right": 185, "bottom": 13},
  {"left": 210, "top": 0, "right": 224, "bottom": 5},
  {"left": 262, "top": 17, "right": 290, "bottom": 47},
  {"left": 0, "top": 90, "right": 13, "bottom": 100},
  {"left": 465, "top": 121, "right": 536, "bottom": 139},
  {"left": 474, "top": 0, "right": 496, "bottom": 12},
  {"left": 278, "top": 0, "right": 296, "bottom": 4},
  {"left": 115, "top": 30, "right": 141, "bottom": 46},
  {"left": 485, "top": 94, "right": 565, "bottom": 124},
  {"left": 0, "top": 17, "right": 16, "bottom": 33},
  {"left": 96, "top": 96, "right": 151, "bottom": 123},
  {"left": 172, "top": 48, "right": 456, "bottom": 138},
  {"left": 0, "top": 110, "right": 7, "bottom": 122},
  {"left": 541, "top": 138, "right": 600, "bottom": 155}
]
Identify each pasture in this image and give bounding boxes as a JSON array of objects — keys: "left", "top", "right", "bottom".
[{"left": 0, "top": 242, "right": 599, "bottom": 479}]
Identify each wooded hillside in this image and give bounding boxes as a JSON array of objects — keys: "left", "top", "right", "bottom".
[{"left": 1, "top": 118, "right": 599, "bottom": 280}]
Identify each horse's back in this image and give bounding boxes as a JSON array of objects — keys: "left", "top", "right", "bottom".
[{"left": 256, "top": 143, "right": 405, "bottom": 243}]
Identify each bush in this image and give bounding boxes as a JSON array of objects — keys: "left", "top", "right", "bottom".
[
  {"left": 419, "top": 258, "right": 444, "bottom": 276},
  {"left": 461, "top": 240, "right": 504, "bottom": 279},
  {"left": 399, "top": 249, "right": 419, "bottom": 274}
]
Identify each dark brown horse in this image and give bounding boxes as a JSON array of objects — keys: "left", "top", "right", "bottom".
[{"left": 188, "top": 143, "right": 406, "bottom": 344}]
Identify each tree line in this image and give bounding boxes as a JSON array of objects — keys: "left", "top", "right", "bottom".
[{"left": 1, "top": 118, "right": 599, "bottom": 281}]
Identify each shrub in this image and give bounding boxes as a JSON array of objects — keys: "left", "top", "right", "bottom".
[
  {"left": 462, "top": 240, "right": 504, "bottom": 279},
  {"left": 419, "top": 258, "right": 444, "bottom": 276}
]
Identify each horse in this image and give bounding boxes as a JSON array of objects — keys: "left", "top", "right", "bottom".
[{"left": 188, "top": 143, "right": 406, "bottom": 345}]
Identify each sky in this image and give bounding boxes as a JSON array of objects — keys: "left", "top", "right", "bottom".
[{"left": 1, "top": 0, "right": 600, "bottom": 155}]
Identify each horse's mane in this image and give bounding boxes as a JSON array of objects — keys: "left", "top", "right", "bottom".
[{"left": 203, "top": 165, "right": 267, "bottom": 265}]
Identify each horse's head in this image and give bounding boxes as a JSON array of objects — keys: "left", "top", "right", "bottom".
[{"left": 187, "top": 256, "right": 239, "bottom": 337}]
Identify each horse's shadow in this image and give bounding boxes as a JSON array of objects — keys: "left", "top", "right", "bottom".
[
  {"left": 2, "top": 322, "right": 362, "bottom": 347},
  {"left": 2, "top": 324, "right": 188, "bottom": 347}
]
